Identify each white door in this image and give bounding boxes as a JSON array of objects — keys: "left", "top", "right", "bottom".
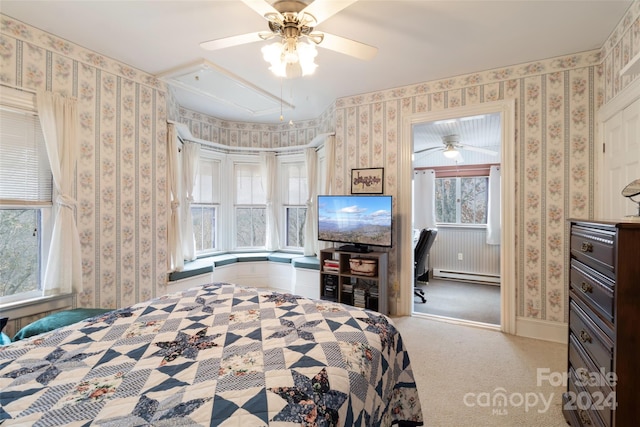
[{"left": 602, "top": 97, "right": 640, "bottom": 218}]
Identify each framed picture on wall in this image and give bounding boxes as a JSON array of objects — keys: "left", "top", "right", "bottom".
[{"left": 351, "top": 168, "right": 384, "bottom": 194}]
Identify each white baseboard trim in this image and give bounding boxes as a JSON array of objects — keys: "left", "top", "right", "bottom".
[
  {"left": 433, "top": 269, "right": 501, "bottom": 284},
  {"left": 516, "top": 316, "right": 568, "bottom": 344}
]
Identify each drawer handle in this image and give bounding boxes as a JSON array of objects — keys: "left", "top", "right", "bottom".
[
  {"left": 579, "top": 330, "right": 592, "bottom": 344},
  {"left": 578, "top": 369, "right": 590, "bottom": 384},
  {"left": 580, "top": 242, "right": 593, "bottom": 252},
  {"left": 579, "top": 410, "right": 592, "bottom": 425},
  {"left": 580, "top": 282, "right": 593, "bottom": 293}
]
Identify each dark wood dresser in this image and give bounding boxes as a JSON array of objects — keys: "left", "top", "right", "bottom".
[{"left": 563, "top": 220, "right": 640, "bottom": 427}]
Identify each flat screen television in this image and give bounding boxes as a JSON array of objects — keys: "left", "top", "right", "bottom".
[{"left": 317, "top": 194, "right": 392, "bottom": 252}]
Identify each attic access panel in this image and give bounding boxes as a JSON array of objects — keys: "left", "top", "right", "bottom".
[{"left": 157, "top": 59, "right": 294, "bottom": 118}]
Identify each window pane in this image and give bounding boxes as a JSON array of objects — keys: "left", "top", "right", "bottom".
[
  {"left": 236, "top": 207, "right": 266, "bottom": 247},
  {"left": 236, "top": 207, "right": 252, "bottom": 247},
  {"left": 192, "top": 205, "right": 216, "bottom": 253},
  {"left": 286, "top": 207, "right": 306, "bottom": 248},
  {"left": 461, "top": 177, "right": 488, "bottom": 224},
  {"left": 0, "top": 209, "right": 39, "bottom": 297},
  {"left": 435, "top": 178, "right": 457, "bottom": 223},
  {"left": 202, "top": 207, "right": 216, "bottom": 250},
  {"left": 435, "top": 176, "right": 489, "bottom": 225},
  {"left": 192, "top": 206, "right": 203, "bottom": 251},
  {"left": 252, "top": 208, "right": 265, "bottom": 247}
]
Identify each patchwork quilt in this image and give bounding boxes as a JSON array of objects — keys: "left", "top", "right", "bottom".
[{"left": 0, "top": 283, "right": 423, "bottom": 426}]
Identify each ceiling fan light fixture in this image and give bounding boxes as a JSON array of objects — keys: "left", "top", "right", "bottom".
[
  {"left": 261, "top": 38, "right": 318, "bottom": 79},
  {"left": 442, "top": 144, "right": 459, "bottom": 158}
]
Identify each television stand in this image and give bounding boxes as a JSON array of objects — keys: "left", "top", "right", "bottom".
[
  {"left": 319, "top": 248, "right": 388, "bottom": 314},
  {"left": 338, "top": 244, "right": 371, "bottom": 253}
]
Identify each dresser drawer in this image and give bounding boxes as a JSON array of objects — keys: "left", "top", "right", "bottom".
[
  {"left": 565, "top": 372, "right": 608, "bottom": 427},
  {"left": 569, "top": 298, "right": 614, "bottom": 372},
  {"left": 570, "top": 225, "right": 616, "bottom": 279},
  {"left": 570, "top": 259, "right": 614, "bottom": 324},
  {"left": 568, "top": 335, "right": 614, "bottom": 427}
]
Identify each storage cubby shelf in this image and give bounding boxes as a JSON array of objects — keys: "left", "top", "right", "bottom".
[{"left": 319, "top": 248, "right": 388, "bottom": 315}]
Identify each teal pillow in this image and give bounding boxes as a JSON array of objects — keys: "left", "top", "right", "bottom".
[
  {"left": 12, "top": 308, "right": 111, "bottom": 342},
  {"left": 1, "top": 332, "right": 11, "bottom": 346}
]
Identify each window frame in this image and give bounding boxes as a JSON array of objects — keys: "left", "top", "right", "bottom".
[
  {"left": 0, "top": 90, "right": 54, "bottom": 305},
  {"left": 230, "top": 157, "right": 267, "bottom": 250},
  {"left": 0, "top": 205, "right": 53, "bottom": 305},
  {"left": 434, "top": 175, "right": 490, "bottom": 227},
  {"left": 279, "top": 154, "right": 307, "bottom": 251},
  {"left": 191, "top": 151, "right": 224, "bottom": 256}
]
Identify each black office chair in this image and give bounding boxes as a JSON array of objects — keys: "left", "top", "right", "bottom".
[{"left": 414, "top": 228, "right": 438, "bottom": 303}]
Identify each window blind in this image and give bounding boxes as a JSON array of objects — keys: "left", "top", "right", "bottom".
[
  {"left": 0, "top": 108, "right": 52, "bottom": 204},
  {"left": 235, "top": 163, "right": 265, "bottom": 204},
  {"left": 194, "top": 157, "right": 220, "bottom": 204},
  {"left": 282, "top": 162, "right": 308, "bottom": 205}
]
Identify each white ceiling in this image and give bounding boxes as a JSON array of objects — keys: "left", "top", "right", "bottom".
[
  {"left": 413, "top": 112, "right": 502, "bottom": 167},
  {"left": 0, "top": 0, "right": 631, "bottom": 126}
]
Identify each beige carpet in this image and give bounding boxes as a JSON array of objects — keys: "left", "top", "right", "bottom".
[
  {"left": 413, "top": 279, "right": 501, "bottom": 325},
  {"left": 392, "top": 316, "right": 568, "bottom": 427}
]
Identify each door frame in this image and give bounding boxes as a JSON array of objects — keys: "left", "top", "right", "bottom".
[
  {"left": 399, "top": 99, "right": 516, "bottom": 334},
  {"left": 596, "top": 78, "right": 640, "bottom": 219}
]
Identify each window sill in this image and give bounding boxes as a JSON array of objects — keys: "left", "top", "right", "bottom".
[
  {"left": 435, "top": 223, "right": 488, "bottom": 229},
  {"left": 167, "top": 251, "right": 320, "bottom": 282},
  {"left": 0, "top": 293, "right": 75, "bottom": 320}
]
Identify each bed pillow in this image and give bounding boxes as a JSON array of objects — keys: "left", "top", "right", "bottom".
[
  {"left": 12, "top": 308, "right": 111, "bottom": 342},
  {"left": 0, "top": 332, "right": 11, "bottom": 346}
]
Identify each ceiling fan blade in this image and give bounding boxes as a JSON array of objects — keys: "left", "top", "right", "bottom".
[
  {"left": 317, "top": 32, "right": 377, "bottom": 60},
  {"left": 458, "top": 144, "right": 499, "bottom": 156},
  {"left": 301, "top": 0, "right": 358, "bottom": 25},
  {"left": 414, "top": 146, "right": 443, "bottom": 155},
  {"left": 240, "top": 0, "right": 282, "bottom": 20},
  {"left": 200, "top": 32, "right": 265, "bottom": 51}
]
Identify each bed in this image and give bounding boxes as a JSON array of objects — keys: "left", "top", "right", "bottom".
[{"left": 0, "top": 283, "right": 423, "bottom": 426}]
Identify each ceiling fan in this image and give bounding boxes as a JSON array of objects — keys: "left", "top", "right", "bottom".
[
  {"left": 415, "top": 135, "right": 499, "bottom": 163},
  {"left": 200, "top": 0, "right": 378, "bottom": 77}
]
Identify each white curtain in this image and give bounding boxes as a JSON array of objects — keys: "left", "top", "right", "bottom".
[
  {"left": 413, "top": 169, "right": 437, "bottom": 230},
  {"left": 303, "top": 147, "right": 318, "bottom": 256},
  {"left": 318, "top": 136, "right": 336, "bottom": 251},
  {"left": 181, "top": 141, "right": 200, "bottom": 261},
  {"left": 167, "top": 124, "right": 184, "bottom": 271},
  {"left": 260, "top": 152, "right": 280, "bottom": 251},
  {"left": 324, "top": 135, "right": 335, "bottom": 195},
  {"left": 486, "top": 165, "right": 501, "bottom": 245},
  {"left": 37, "top": 90, "right": 81, "bottom": 295}
]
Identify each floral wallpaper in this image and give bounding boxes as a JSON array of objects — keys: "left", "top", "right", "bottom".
[
  {"left": 334, "top": 51, "right": 603, "bottom": 322},
  {"left": 178, "top": 106, "right": 319, "bottom": 148},
  {"left": 176, "top": 100, "right": 335, "bottom": 149},
  {"left": 0, "top": 15, "right": 168, "bottom": 310},
  {"left": 601, "top": 0, "right": 640, "bottom": 102}
]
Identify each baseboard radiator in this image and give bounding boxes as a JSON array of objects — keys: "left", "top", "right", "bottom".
[{"left": 433, "top": 269, "right": 500, "bottom": 285}]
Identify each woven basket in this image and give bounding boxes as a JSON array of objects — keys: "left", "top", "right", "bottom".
[{"left": 349, "top": 258, "right": 377, "bottom": 276}]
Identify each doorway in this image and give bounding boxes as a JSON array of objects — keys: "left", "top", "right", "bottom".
[
  {"left": 411, "top": 112, "right": 502, "bottom": 326},
  {"left": 398, "top": 100, "right": 516, "bottom": 334}
]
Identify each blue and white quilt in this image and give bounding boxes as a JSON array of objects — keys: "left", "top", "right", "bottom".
[{"left": 0, "top": 283, "right": 424, "bottom": 426}]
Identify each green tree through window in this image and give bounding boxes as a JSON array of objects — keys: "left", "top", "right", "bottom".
[{"left": 435, "top": 177, "right": 488, "bottom": 224}]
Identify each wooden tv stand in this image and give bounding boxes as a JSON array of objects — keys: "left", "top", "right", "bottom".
[{"left": 319, "top": 248, "right": 388, "bottom": 315}]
